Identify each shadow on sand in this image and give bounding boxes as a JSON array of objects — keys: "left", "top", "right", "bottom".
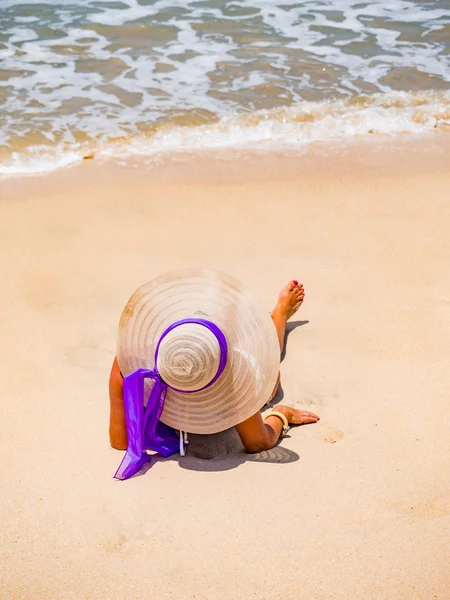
[{"left": 134, "top": 428, "right": 300, "bottom": 476}]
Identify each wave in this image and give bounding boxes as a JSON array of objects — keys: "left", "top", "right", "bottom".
[{"left": 1, "top": 90, "right": 449, "bottom": 177}]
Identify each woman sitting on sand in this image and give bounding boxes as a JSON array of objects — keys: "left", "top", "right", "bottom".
[{"left": 109, "top": 269, "right": 319, "bottom": 480}]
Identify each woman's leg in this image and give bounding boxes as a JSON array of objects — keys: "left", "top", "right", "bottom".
[
  {"left": 236, "top": 280, "right": 315, "bottom": 452},
  {"left": 269, "top": 280, "right": 305, "bottom": 398}
]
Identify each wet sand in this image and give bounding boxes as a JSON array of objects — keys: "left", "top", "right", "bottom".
[{"left": 1, "top": 135, "right": 449, "bottom": 600}]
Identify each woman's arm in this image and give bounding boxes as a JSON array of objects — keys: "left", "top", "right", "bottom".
[
  {"left": 235, "top": 405, "right": 320, "bottom": 453},
  {"left": 109, "top": 357, "right": 128, "bottom": 450}
]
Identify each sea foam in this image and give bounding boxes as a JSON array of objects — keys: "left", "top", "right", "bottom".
[
  {"left": 1, "top": 91, "right": 448, "bottom": 176},
  {"left": 1, "top": 0, "right": 449, "bottom": 176}
]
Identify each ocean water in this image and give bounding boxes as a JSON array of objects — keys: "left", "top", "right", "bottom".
[{"left": 0, "top": 0, "right": 449, "bottom": 175}]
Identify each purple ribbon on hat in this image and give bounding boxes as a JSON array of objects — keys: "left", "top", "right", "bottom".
[{"left": 114, "top": 318, "right": 228, "bottom": 480}]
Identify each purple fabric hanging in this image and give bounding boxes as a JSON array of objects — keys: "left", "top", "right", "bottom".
[{"left": 114, "top": 318, "right": 228, "bottom": 480}]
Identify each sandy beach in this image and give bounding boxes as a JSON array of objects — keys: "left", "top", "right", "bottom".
[{"left": 1, "top": 135, "right": 449, "bottom": 600}]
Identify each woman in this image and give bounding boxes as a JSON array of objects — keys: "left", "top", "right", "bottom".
[{"left": 109, "top": 270, "right": 319, "bottom": 479}]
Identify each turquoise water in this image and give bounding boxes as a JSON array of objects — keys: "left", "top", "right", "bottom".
[{"left": 1, "top": 0, "right": 449, "bottom": 174}]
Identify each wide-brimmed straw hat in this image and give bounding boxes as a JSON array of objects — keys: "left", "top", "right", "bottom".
[{"left": 117, "top": 268, "right": 280, "bottom": 435}]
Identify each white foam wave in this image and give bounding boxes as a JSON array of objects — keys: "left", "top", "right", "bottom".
[
  {"left": 1, "top": 91, "right": 448, "bottom": 176},
  {"left": 1, "top": 1, "right": 449, "bottom": 176},
  {"left": 105, "top": 91, "right": 450, "bottom": 155},
  {"left": 0, "top": 148, "right": 82, "bottom": 176},
  {"left": 1, "top": 0, "right": 449, "bottom": 152}
]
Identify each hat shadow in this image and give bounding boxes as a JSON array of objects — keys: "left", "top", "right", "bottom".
[
  {"left": 281, "top": 319, "right": 308, "bottom": 362},
  {"left": 267, "top": 319, "right": 308, "bottom": 406},
  {"left": 134, "top": 427, "right": 299, "bottom": 476}
]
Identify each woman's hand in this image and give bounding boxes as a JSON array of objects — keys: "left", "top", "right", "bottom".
[
  {"left": 236, "top": 404, "right": 320, "bottom": 454},
  {"left": 274, "top": 404, "right": 320, "bottom": 425}
]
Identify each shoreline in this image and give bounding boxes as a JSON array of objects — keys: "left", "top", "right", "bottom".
[
  {"left": 2, "top": 132, "right": 450, "bottom": 198},
  {"left": 2, "top": 88, "right": 450, "bottom": 179},
  {"left": 1, "top": 133, "right": 449, "bottom": 600}
]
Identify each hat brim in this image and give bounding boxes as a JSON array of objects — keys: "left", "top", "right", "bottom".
[{"left": 116, "top": 268, "right": 280, "bottom": 434}]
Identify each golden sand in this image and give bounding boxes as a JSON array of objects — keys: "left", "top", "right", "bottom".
[{"left": 1, "top": 134, "right": 449, "bottom": 600}]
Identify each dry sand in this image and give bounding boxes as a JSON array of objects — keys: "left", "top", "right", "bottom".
[{"left": 1, "top": 135, "right": 449, "bottom": 600}]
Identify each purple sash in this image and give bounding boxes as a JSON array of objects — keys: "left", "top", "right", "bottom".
[{"left": 114, "top": 319, "right": 228, "bottom": 480}]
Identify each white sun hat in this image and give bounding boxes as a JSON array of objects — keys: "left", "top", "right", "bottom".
[{"left": 116, "top": 268, "right": 280, "bottom": 435}]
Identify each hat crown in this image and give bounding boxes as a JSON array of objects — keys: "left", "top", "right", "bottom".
[{"left": 156, "top": 323, "right": 221, "bottom": 392}]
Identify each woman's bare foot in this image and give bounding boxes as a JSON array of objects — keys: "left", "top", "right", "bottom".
[
  {"left": 272, "top": 280, "right": 305, "bottom": 321},
  {"left": 270, "top": 280, "right": 305, "bottom": 354}
]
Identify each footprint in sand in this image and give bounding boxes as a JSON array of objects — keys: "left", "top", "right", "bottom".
[{"left": 318, "top": 428, "right": 344, "bottom": 444}]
